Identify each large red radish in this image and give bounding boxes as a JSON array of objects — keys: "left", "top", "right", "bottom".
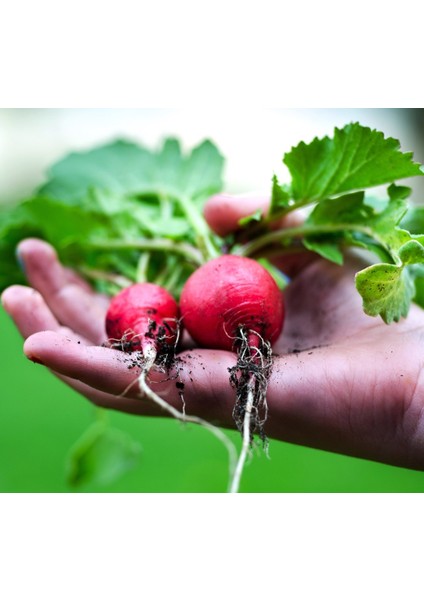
[
  {"left": 180, "top": 255, "right": 285, "bottom": 492},
  {"left": 180, "top": 255, "right": 284, "bottom": 351}
]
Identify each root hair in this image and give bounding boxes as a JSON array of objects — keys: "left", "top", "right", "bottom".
[
  {"left": 229, "top": 328, "right": 273, "bottom": 445},
  {"left": 228, "top": 328, "right": 273, "bottom": 493}
]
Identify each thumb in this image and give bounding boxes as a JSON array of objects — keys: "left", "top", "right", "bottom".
[
  {"left": 203, "top": 193, "right": 316, "bottom": 277},
  {"left": 203, "top": 193, "right": 270, "bottom": 237}
]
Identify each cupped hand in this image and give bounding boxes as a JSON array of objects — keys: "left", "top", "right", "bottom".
[{"left": 3, "top": 195, "right": 424, "bottom": 471}]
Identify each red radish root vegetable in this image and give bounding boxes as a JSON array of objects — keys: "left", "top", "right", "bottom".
[
  {"left": 180, "top": 255, "right": 285, "bottom": 492},
  {"left": 105, "top": 282, "right": 237, "bottom": 488},
  {"left": 106, "top": 282, "right": 180, "bottom": 364}
]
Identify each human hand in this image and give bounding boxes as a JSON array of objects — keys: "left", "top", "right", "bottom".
[{"left": 2, "top": 194, "right": 424, "bottom": 471}]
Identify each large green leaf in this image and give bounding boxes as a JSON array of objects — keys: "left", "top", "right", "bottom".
[
  {"left": 284, "top": 123, "right": 423, "bottom": 202},
  {"left": 38, "top": 138, "right": 224, "bottom": 204}
]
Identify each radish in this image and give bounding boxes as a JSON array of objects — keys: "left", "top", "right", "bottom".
[
  {"left": 106, "top": 282, "right": 180, "bottom": 360},
  {"left": 105, "top": 282, "right": 237, "bottom": 488},
  {"left": 180, "top": 255, "right": 285, "bottom": 492}
]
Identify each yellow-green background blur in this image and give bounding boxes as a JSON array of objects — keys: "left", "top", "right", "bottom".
[{"left": 2, "top": 108, "right": 424, "bottom": 492}]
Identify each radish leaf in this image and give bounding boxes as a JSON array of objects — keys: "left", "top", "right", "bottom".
[
  {"left": 283, "top": 122, "right": 423, "bottom": 202},
  {"left": 0, "top": 138, "right": 224, "bottom": 293},
  {"left": 39, "top": 138, "right": 224, "bottom": 205},
  {"left": 239, "top": 208, "right": 263, "bottom": 227},
  {"left": 355, "top": 264, "right": 415, "bottom": 323},
  {"left": 303, "top": 237, "right": 344, "bottom": 265},
  {"left": 65, "top": 421, "right": 141, "bottom": 488},
  {"left": 400, "top": 206, "right": 424, "bottom": 234},
  {"left": 269, "top": 175, "right": 291, "bottom": 215},
  {"left": 306, "top": 191, "right": 372, "bottom": 225}
]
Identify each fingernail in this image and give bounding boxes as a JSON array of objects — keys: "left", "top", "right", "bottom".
[
  {"left": 1, "top": 288, "right": 16, "bottom": 314},
  {"left": 27, "top": 354, "right": 45, "bottom": 366},
  {"left": 15, "top": 248, "right": 26, "bottom": 275},
  {"left": 1, "top": 292, "right": 9, "bottom": 312}
]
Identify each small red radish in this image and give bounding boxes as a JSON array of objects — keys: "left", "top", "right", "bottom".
[
  {"left": 180, "top": 255, "right": 285, "bottom": 493},
  {"left": 105, "top": 281, "right": 237, "bottom": 485},
  {"left": 106, "top": 282, "right": 180, "bottom": 356}
]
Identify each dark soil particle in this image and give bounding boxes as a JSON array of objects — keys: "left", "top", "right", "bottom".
[
  {"left": 284, "top": 344, "right": 324, "bottom": 356},
  {"left": 176, "top": 381, "right": 185, "bottom": 390}
]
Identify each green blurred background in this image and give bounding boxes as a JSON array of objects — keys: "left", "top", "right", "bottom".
[{"left": 2, "top": 108, "right": 424, "bottom": 493}]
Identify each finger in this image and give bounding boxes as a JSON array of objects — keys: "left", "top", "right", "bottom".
[
  {"left": 1, "top": 284, "right": 91, "bottom": 344},
  {"left": 18, "top": 238, "right": 108, "bottom": 307},
  {"left": 17, "top": 239, "right": 107, "bottom": 344},
  {"left": 24, "top": 331, "right": 141, "bottom": 394},
  {"left": 204, "top": 194, "right": 270, "bottom": 237},
  {"left": 25, "top": 333, "right": 233, "bottom": 419},
  {"left": 63, "top": 267, "right": 110, "bottom": 310},
  {"left": 1, "top": 286, "right": 138, "bottom": 412},
  {"left": 1, "top": 289, "right": 143, "bottom": 413},
  {"left": 2, "top": 285, "right": 60, "bottom": 337},
  {"left": 22, "top": 331, "right": 239, "bottom": 425}
]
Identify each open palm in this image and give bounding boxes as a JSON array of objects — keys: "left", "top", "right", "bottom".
[{"left": 3, "top": 194, "right": 424, "bottom": 471}]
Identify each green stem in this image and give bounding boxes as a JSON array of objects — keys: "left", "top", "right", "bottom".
[
  {"left": 158, "top": 190, "right": 218, "bottom": 260},
  {"left": 159, "top": 193, "right": 172, "bottom": 221},
  {"left": 265, "top": 198, "right": 312, "bottom": 224},
  {"left": 79, "top": 266, "right": 133, "bottom": 288},
  {"left": 87, "top": 238, "right": 204, "bottom": 266},
  {"left": 236, "top": 223, "right": 377, "bottom": 257},
  {"left": 154, "top": 256, "right": 178, "bottom": 288},
  {"left": 178, "top": 194, "right": 220, "bottom": 261},
  {"left": 136, "top": 252, "right": 150, "bottom": 283},
  {"left": 240, "top": 199, "right": 312, "bottom": 239},
  {"left": 162, "top": 262, "right": 185, "bottom": 291}
]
